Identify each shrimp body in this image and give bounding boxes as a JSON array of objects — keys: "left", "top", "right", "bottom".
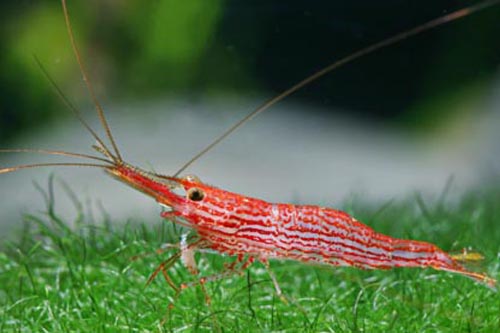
[{"left": 109, "top": 163, "right": 495, "bottom": 288}]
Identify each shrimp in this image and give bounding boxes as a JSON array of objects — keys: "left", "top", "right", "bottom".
[
  {"left": 0, "top": 0, "right": 497, "bottom": 307},
  {"left": 107, "top": 165, "right": 496, "bottom": 290}
]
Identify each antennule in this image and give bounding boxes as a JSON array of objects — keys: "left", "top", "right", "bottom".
[
  {"left": 34, "top": 56, "right": 116, "bottom": 162},
  {"left": 61, "top": 0, "right": 123, "bottom": 162}
]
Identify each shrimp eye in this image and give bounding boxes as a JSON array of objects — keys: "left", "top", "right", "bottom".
[{"left": 187, "top": 187, "right": 205, "bottom": 201}]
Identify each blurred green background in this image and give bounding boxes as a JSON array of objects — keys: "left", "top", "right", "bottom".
[{"left": 1, "top": 0, "right": 499, "bottom": 145}]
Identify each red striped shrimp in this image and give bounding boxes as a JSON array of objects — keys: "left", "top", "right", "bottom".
[
  {"left": 109, "top": 165, "right": 496, "bottom": 292},
  {"left": 0, "top": 0, "right": 497, "bottom": 309}
]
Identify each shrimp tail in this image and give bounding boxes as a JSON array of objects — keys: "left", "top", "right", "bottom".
[
  {"left": 392, "top": 239, "right": 496, "bottom": 290},
  {"left": 443, "top": 251, "right": 497, "bottom": 291}
]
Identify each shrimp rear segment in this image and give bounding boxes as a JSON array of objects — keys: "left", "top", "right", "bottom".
[
  {"left": 107, "top": 165, "right": 495, "bottom": 289},
  {"left": 287, "top": 207, "right": 495, "bottom": 288}
]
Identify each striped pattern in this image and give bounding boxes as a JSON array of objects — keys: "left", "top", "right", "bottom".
[
  {"left": 111, "top": 165, "right": 495, "bottom": 288},
  {"left": 188, "top": 192, "right": 447, "bottom": 270}
]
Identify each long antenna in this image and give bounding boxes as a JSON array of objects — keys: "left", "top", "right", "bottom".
[
  {"left": 0, "top": 149, "right": 112, "bottom": 164},
  {"left": 173, "top": 0, "right": 499, "bottom": 177},
  {"left": 34, "top": 56, "right": 115, "bottom": 161},
  {"left": 61, "top": 0, "right": 122, "bottom": 162},
  {"left": 0, "top": 163, "right": 108, "bottom": 175}
]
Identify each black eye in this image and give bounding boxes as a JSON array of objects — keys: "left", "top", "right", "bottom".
[{"left": 187, "top": 187, "right": 205, "bottom": 201}]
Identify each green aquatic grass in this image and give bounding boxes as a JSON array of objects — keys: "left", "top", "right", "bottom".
[{"left": 1, "top": 187, "right": 499, "bottom": 332}]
